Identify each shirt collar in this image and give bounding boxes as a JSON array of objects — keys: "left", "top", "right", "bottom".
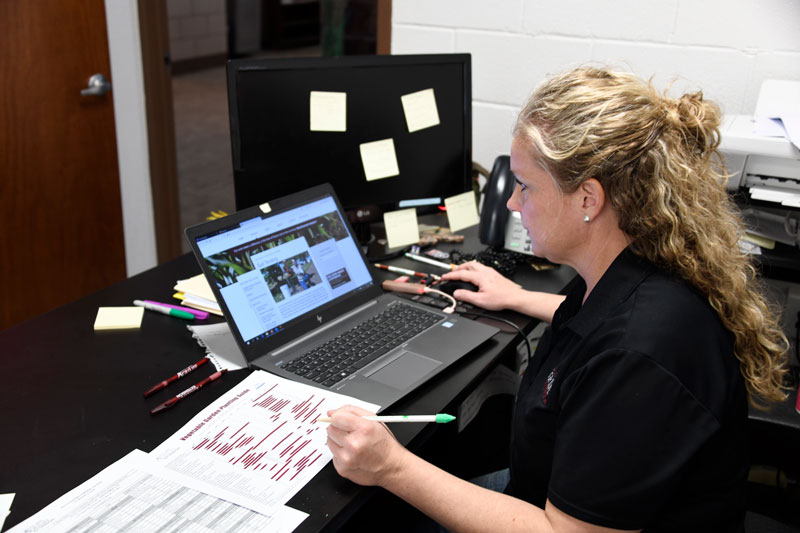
[{"left": 561, "top": 248, "right": 655, "bottom": 338}]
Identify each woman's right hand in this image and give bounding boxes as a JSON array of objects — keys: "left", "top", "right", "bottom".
[
  {"left": 440, "top": 261, "right": 525, "bottom": 311},
  {"left": 325, "top": 405, "right": 407, "bottom": 488}
]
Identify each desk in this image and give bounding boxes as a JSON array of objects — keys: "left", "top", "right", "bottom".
[
  {"left": 0, "top": 223, "right": 575, "bottom": 531},
  {"left": 4, "top": 221, "right": 798, "bottom": 531}
]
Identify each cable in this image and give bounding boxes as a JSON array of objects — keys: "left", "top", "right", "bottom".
[
  {"left": 459, "top": 310, "right": 532, "bottom": 365},
  {"left": 423, "top": 288, "right": 457, "bottom": 314},
  {"left": 449, "top": 247, "right": 541, "bottom": 278},
  {"left": 381, "top": 280, "right": 531, "bottom": 361},
  {"left": 381, "top": 280, "right": 456, "bottom": 313}
]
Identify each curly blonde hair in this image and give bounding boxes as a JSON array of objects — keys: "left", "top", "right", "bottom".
[{"left": 515, "top": 67, "right": 788, "bottom": 406}]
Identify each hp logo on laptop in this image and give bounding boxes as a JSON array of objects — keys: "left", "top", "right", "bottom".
[{"left": 316, "top": 315, "right": 323, "bottom": 323}]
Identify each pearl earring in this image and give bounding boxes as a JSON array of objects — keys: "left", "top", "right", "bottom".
[{"left": 583, "top": 215, "right": 590, "bottom": 223}]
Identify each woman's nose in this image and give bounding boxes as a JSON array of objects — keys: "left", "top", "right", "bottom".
[{"left": 507, "top": 184, "right": 521, "bottom": 212}]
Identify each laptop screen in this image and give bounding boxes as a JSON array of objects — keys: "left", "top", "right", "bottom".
[{"left": 194, "top": 195, "right": 373, "bottom": 345}]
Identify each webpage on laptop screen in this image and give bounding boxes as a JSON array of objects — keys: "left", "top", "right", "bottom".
[{"left": 196, "top": 197, "right": 372, "bottom": 344}]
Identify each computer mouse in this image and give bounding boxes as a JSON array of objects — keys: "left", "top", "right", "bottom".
[{"left": 436, "top": 280, "right": 480, "bottom": 296}]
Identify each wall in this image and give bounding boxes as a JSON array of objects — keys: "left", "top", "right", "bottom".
[
  {"left": 392, "top": 0, "right": 800, "bottom": 170},
  {"left": 167, "top": 0, "right": 228, "bottom": 62}
]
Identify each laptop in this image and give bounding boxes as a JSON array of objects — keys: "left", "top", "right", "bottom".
[{"left": 186, "top": 183, "right": 498, "bottom": 411}]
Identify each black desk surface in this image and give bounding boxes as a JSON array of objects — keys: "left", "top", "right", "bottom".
[
  {"left": 0, "top": 224, "right": 575, "bottom": 532},
  {"left": 4, "top": 221, "right": 797, "bottom": 531}
]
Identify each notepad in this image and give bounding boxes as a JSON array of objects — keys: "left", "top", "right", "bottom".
[
  {"left": 93, "top": 306, "right": 144, "bottom": 330},
  {"left": 359, "top": 138, "right": 400, "bottom": 181},
  {"left": 401, "top": 88, "right": 440, "bottom": 133},
  {"left": 444, "top": 191, "right": 480, "bottom": 232},
  {"left": 309, "top": 91, "right": 347, "bottom": 132},
  {"left": 174, "top": 274, "right": 217, "bottom": 302},
  {"left": 383, "top": 208, "right": 420, "bottom": 248}
]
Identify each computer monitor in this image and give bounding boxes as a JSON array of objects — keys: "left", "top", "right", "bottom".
[{"left": 226, "top": 54, "right": 472, "bottom": 225}]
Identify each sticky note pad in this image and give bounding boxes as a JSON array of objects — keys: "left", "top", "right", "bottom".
[
  {"left": 309, "top": 91, "right": 347, "bottom": 132},
  {"left": 384, "top": 208, "right": 420, "bottom": 249},
  {"left": 359, "top": 138, "right": 400, "bottom": 181},
  {"left": 174, "top": 274, "right": 217, "bottom": 302},
  {"left": 444, "top": 191, "right": 480, "bottom": 232},
  {"left": 93, "top": 306, "right": 144, "bottom": 331},
  {"left": 401, "top": 88, "right": 440, "bottom": 133}
]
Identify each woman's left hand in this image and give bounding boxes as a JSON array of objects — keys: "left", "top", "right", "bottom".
[{"left": 325, "top": 405, "right": 407, "bottom": 487}]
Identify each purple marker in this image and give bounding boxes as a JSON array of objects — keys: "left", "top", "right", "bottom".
[{"left": 144, "top": 300, "right": 209, "bottom": 320}]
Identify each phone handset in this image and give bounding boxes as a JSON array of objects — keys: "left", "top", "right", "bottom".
[{"left": 477, "top": 155, "right": 534, "bottom": 255}]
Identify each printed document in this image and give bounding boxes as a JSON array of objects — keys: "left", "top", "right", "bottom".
[
  {"left": 151, "top": 370, "right": 379, "bottom": 511},
  {"left": 7, "top": 449, "right": 307, "bottom": 533}
]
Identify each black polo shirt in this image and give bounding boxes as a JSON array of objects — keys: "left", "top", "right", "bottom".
[{"left": 508, "top": 249, "right": 748, "bottom": 531}]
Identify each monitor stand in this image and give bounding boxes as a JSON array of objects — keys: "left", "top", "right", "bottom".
[{"left": 350, "top": 221, "right": 397, "bottom": 261}]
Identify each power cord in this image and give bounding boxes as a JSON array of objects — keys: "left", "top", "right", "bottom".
[{"left": 460, "top": 310, "right": 532, "bottom": 366}]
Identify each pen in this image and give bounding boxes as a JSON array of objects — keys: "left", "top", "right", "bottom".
[
  {"left": 134, "top": 300, "right": 195, "bottom": 320},
  {"left": 144, "top": 300, "right": 209, "bottom": 320},
  {"left": 373, "top": 263, "right": 441, "bottom": 281},
  {"left": 403, "top": 253, "right": 456, "bottom": 271},
  {"left": 143, "top": 357, "right": 210, "bottom": 398},
  {"left": 317, "top": 413, "right": 456, "bottom": 424},
  {"left": 150, "top": 369, "right": 227, "bottom": 415}
]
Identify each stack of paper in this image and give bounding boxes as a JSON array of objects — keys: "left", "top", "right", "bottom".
[
  {"left": 753, "top": 79, "right": 800, "bottom": 150},
  {"left": 8, "top": 371, "right": 381, "bottom": 533},
  {"left": 7, "top": 450, "right": 307, "bottom": 532},
  {"left": 187, "top": 322, "right": 248, "bottom": 371},
  {"left": 174, "top": 274, "right": 222, "bottom": 316}
]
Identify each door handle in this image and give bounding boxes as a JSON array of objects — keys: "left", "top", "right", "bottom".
[{"left": 80, "top": 73, "right": 111, "bottom": 96}]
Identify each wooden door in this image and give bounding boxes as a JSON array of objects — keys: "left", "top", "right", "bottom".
[{"left": 0, "top": 0, "right": 127, "bottom": 330}]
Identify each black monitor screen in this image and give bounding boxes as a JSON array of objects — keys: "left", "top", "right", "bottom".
[{"left": 227, "top": 54, "right": 472, "bottom": 214}]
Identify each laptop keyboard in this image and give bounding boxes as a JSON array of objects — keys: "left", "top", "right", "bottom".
[{"left": 281, "top": 303, "right": 442, "bottom": 387}]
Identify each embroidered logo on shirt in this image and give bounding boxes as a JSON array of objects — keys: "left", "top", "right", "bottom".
[{"left": 542, "top": 367, "right": 557, "bottom": 405}]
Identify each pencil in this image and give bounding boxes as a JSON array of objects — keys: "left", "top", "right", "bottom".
[
  {"left": 403, "top": 253, "right": 456, "bottom": 271},
  {"left": 373, "top": 263, "right": 441, "bottom": 281},
  {"left": 318, "top": 414, "right": 455, "bottom": 423}
]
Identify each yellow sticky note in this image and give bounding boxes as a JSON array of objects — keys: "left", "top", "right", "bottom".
[
  {"left": 401, "top": 88, "right": 440, "bottom": 133},
  {"left": 93, "top": 307, "right": 144, "bottom": 331},
  {"left": 444, "top": 191, "right": 480, "bottom": 232},
  {"left": 174, "top": 274, "right": 217, "bottom": 302},
  {"left": 359, "top": 138, "right": 400, "bottom": 181},
  {"left": 309, "top": 91, "right": 347, "bottom": 132},
  {"left": 384, "top": 208, "right": 420, "bottom": 249}
]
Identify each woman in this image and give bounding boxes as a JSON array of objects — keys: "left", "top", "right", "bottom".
[{"left": 325, "top": 67, "right": 788, "bottom": 531}]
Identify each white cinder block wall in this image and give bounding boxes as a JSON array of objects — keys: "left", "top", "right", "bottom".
[
  {"left": 392, "top": 0, "right": 800, "bottom": 171},
  {"left": 167, "top": 0, "right": 227, "bottom": 62}
]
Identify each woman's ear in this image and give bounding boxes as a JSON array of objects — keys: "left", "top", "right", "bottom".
[{"left": 579, "top": 178, "right": 605, "bottom": 218}]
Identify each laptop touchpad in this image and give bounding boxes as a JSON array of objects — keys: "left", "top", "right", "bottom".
[{"left": 369, "top": 352, "right": 440, "bottom": 390}]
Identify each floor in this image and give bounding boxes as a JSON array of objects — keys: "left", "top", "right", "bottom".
[
  {"left": 171, "top": 46, "right": 321, "bottom": 252},
  {"left": 172, "top": 66, "right": 234, "bottom": 252}
]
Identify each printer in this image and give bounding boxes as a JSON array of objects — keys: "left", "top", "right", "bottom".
[
  {"left": 721, "top": 115, "right": 800, "bottom": 365},
  {"left": 720, "top": 114, "right": 800, "bottom": 249}
]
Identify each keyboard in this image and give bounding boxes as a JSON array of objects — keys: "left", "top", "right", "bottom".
[{"left": 281, "top": 303, "right": 442, "bottom": 387}]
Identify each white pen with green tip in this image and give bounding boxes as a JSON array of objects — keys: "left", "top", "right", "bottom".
[{"left": 318, "top": 413, "right": 456, "bottom": 424}]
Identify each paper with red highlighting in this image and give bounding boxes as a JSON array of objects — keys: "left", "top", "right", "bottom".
[{"left": 151, "top": 370, "right": 379, "bottom": 510}]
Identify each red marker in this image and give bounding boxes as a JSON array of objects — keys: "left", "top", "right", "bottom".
[
  {"left": 373, "top": 263, "right": 440, "bottom": 281},
  {"left": 150, "top": 369, "right": 227, "bottom": 415},
  {"left": 143, "top": 357, "right": 210, "bottom": 398}
]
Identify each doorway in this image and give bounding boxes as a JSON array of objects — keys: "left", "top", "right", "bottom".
[{"left": 165, "top": 0, "right": 389, "bottom": 252}]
